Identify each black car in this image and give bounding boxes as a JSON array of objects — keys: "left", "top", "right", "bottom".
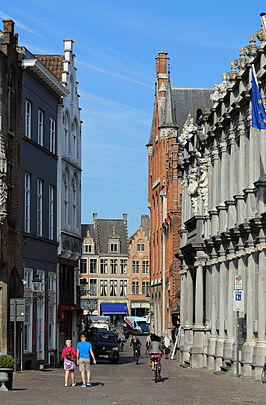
[{"left": 87, "top": 329, "right": 119, "bottom": 363}]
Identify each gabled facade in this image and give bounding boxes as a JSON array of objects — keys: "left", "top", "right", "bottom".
[
  {"left": 0, "top": 19, "right": 23, "bottom": 365},
  {"left": 147, "top": 51, "right": 212, "bottom": 335},
  {"left": 80, "top": 213, "right": 129, "bottom": 327},
  {"left": 36, "top": 41, "right": 82, "bottom": 354},
  {"left": 128, "top": 215, "right": 150, "bottom": 316}
]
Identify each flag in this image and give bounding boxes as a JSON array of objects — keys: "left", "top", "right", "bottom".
[
  {"left": 252, "top": 65, "right": 266, "bottom": 129},
  {"left": 260, "top": 13, "right": 266, "bottom": 41}
]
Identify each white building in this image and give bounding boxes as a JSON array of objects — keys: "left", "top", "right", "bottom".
[{"left": 178, "top": 29, "right": 266, "bottom": 380}]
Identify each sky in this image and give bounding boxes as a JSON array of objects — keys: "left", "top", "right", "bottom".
[{"left": 0, "top": 1, "right": 264, "bottom": 236}]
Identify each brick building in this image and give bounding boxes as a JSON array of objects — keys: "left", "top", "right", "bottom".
[
  {"left": 80, "top": 213, "right": 129, "bottom": 326},
  {"left": 0, "top": 20, "right": 23, "bottom": 365},
  {"left": 128, "top": 215, "right": 150, "bottom": 317},
  {"left": 147, "top": 51, "right": 212, "bottom": 336}
]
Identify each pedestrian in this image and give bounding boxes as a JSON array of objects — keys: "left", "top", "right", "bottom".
[
  {"left": 145, "top": 333, "right": 151, "bottom": 355},
  {"left": 163, "top": 332, "right": 171, "bottom": 359},
  {"left": 76, "top": 333, "right": 96, "bottom": 388},
  {"left": 62, "top": 339, "right": 77, "bottom": 387}
]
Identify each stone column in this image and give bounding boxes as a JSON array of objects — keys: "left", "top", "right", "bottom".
[
  {"left": 224, "top": 256, "right": 235, "bottom": 365},
  {"left": 226, "top": 130, "right": 236, "bottom": 230},
  {"left": 243, "top": 251, "right": 256, "bottom": 377},
  {"left": 182, "top": 268, "right": 193, "bottom": 363},
  {"left": 252, "top": 248, "right": 266, "bottom": 379},
  {"left": 215, "top": 259, "right": 226, "bottom": 370},
  {"left": 191, "top": 262, "right": 205, "bottom": 368},
  {"left": 207, "top": 262, "right": 218, "bottom": 370},
  {"left": 179, "top": 270, "right": 186, "bottom": 349},
  {"left": 234, "top": 121, "right": 246, "bottom": 225}
]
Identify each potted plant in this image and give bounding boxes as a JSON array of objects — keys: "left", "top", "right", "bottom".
[{"left": 0, "top": 355, "right": 14, "bottom": 391}]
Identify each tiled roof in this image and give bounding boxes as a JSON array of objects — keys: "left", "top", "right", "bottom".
[
  {"left": 81, "top": 220, "right": 129, "bottom": 255},
  {"left": 34, "top": 54, "right": 64, "bottom": 81}
]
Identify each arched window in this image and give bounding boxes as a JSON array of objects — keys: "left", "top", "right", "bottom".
[
  {"left": 70, "top": 75, "right": 74, "bottom": 101},
  {"left": 65, "top": 112, "right": 69, "bottom": 155},
  {"left": 72, "top": 176, "right": 77, "bottom": 228},
  {"left": 72, "top": 121, "right": 76, "bottom": 160},
  {"left": 63, "top": 171, "right": 69, "bottom": 227}
]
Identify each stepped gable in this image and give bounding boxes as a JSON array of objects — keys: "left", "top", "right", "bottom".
[
  {"left": 97, "top": 219, "right": 128, "bottom": 255},
  {"left": 34, "top": 54, "right": 64, "bottom": 81},
  {"left": 171, "top": 88, "right": 213, "bottom": 132}
]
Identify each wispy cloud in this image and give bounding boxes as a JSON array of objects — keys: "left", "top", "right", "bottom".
[
  {"left": 0, "top": 10, "right": 43, "bottom": 37},
  {"left": 78, "top": 61, "right": 153, "bottom": 89}
]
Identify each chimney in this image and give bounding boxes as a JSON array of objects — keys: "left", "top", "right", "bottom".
[
  {"left": 2, "top": 19, "right": 15, "bottom": 52},
  {"left": 123, "top": 213, "right": 127, "bottom": 226},
  {"left": 93, "top": 212, "right": 98, "bottom": 227},
  {"left": 141, "top": 215, "right": 150, "bottom": 235},
  {"left": 156, "top": 51, "right": 168, "bottom": 98}
]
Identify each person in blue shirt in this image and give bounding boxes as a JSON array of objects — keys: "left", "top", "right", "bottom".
[{"left": 77, "top": 333, "right": 96, "bottom": 388}]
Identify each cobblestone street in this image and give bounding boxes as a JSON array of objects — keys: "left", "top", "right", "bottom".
[{"left": 0, "top": 342, "right": 266, "bottom": 405}]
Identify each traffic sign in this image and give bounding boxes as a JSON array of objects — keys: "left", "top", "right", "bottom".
[
  {"left": 10, "top": 298, "right": 25, "bottom": 322},
  {"left": 234, "top": 275, "right": 243, "bottom": 290},
  {"left": 233, "top": 290, "right": 244, "bottom": 312}
]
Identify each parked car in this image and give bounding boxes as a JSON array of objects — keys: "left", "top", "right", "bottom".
[{"left": 86, "top": 329, "right": 119, "bottom": 363}]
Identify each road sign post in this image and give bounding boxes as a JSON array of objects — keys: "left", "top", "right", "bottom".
[
  {"left": 10, "top": 298, "right": 25, "bottom": 372},
  {"left": 233, "top": 287, "right": 244, "bottom": 377}
]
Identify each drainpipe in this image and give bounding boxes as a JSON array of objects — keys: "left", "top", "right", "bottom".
[{"left": 161, "top": 190, "right": 167, "bottom": 334}]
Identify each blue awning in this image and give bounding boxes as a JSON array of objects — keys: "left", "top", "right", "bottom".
[{"left": 100, "top": 303, "right": 128, "bottom": 314}]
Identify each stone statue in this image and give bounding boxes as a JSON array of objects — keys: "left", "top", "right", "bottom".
[
  {"left": 198, "top": 158, "right": 209, "bottom": 213},
  {"left": 188, "top": 167, "right": 199, "bottom": 215}
]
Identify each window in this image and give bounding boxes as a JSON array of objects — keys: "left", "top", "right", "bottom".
[
  {"left": 142, "top": 261, "right": 149, "bottom": 274},
  {"left": 49, "top": 118, "right": 56, "bottom": 153},
  {"left": 90, "top": 259, "right": 97, "bottom": 274},
  {"left": 80, "top": 259, "right": 87, "bottom": 274},
  {"left": 89, "top": 279, "right": 97, "bottom": 297},
  {"left": 132, "top": 281, "right": 139, "bottom": 295},
  {"left": 24, "top": 268, "right": 33, "bottom": 289},
  {"left": 24, "top": 173, "right": 31, "bottom": 233},
  {"left": 100, "top": 259, "right": 108, "bottom": 274},
  {"left": 110, "top": 243, "right": 118, "bottom": 252},
  {"left": 25, "top": 100, "right": 32, "bottom": 138},
  {"left": 100, "top": 280, "right": 107, "bottom": 296},
  {"left": 137, "top": 243, "right": 145, "bottom": 252},
  {"left": 83, "top": 244, "right": 92, "bottom": 254},
  {"left": 120, "top": 280, "right": 127, "bottom": 297},
  {"left": 48, "top": 185, "right": 54, "bottom": 239},
  {"left": 48, "top": 274, "right": 56, "bottom": 292},
  {"left": 120, "top": 259, "right": 128, "bottom": 274},
  {"left": 132, "top": 261, "right": 139, "bottom": 274},
  {"left": 64, "top": 172, "right": 68, "bottom": 226},
  {"left": 24, "top": 301, "right": 32, "bottom": 352},
  {"left": 37, "top": 179, "right": 43, "bottom": 237},
  {"left": 72, "top": 177, "right": 77, "bottom": 228},
  {"left": 48, "top": 302, "right": 56, "bottom": 349},
  {"left": 142, "top": 281, "right": 150, "bottom": 296},
  {"left": 65, "top": 113, "right": 68, "bottom": 155},
  {"left": 110, "top": 280, "right": 117, "bottom": 297},
  {"left": 38, "top": 110, "right": 44, "bottom": 146},
  {"left": 72, "top": 121, "right": 77, "bottom": 160},
  {"left": 80, "top": 279, "right": 88, "bottom": 296},
  {"left": 110, "top": 259, "right": 117, "bottom": 274}
]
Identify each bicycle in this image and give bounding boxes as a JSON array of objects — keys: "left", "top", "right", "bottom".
[
  {"left": 150, "top": 354, "right": 162, "bottom": 383},
  {"left": 134, "top": 348, "right": 140, "bottom": 365}
]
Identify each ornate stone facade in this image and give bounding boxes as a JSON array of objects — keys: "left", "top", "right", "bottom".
[{"left": 178, "top": 28, "right": 266, "bottom": 379}]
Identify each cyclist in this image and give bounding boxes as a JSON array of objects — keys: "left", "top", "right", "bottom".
[
  {"left": 130, "top": 335, "right": 141, "bottom": 359},
  {"left": 148, "top": 334, "right": 163, "bottom": 371},
  {"left": 117, "top": 331, "right": 125, "bottom": 352}
]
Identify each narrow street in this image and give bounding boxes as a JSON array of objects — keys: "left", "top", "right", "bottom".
[{"left": 1, "top": 337, "right": 266, "bottom": 405}]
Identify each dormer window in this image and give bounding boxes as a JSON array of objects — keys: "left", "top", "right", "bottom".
[
  {"left": 83, "top": 243, "right": 93, "bottom": 254},
  {"left": 137, "top": 243, "right": 145, "bottom": 252},
  {"left": 110, "top": 243, "right": 118, "bottom": 252}
]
